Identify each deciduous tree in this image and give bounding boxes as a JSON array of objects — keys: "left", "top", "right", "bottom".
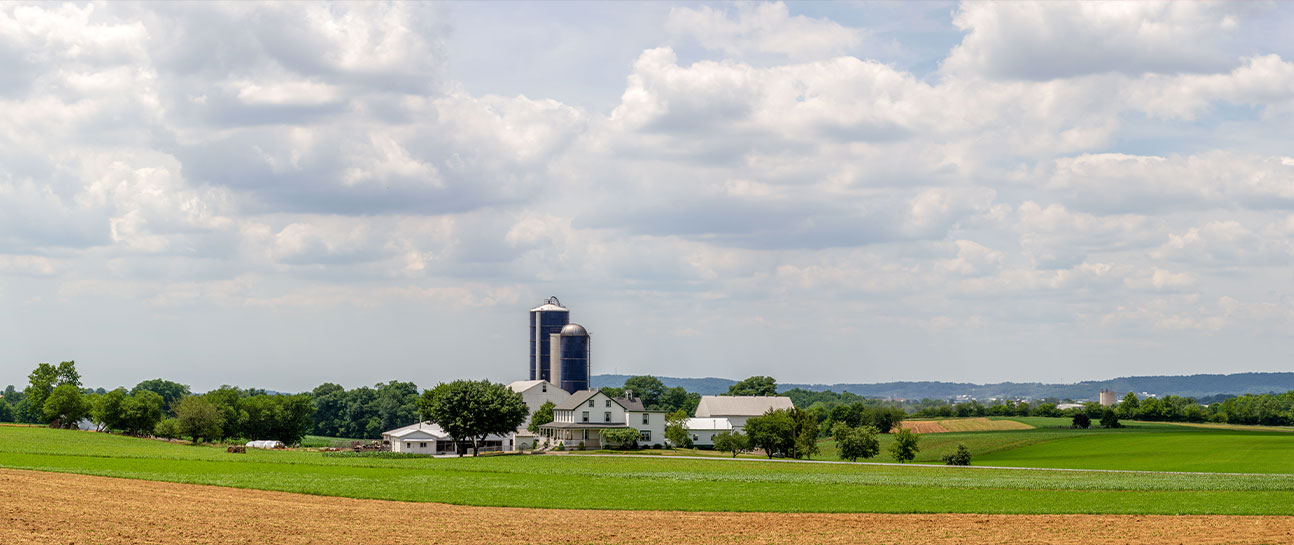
[
  {"left": 42, "top": 383, "right": 89, "bottom": 429},
  {"left": 175, "top": 396, "right": 224, "bottom": 444},
  {"left": 889, "top": 427, "right": 920, "bottom": 463},
  {"left": 745, "top": 409, "right": 796, "bottom": 458},
  {"left": 419, "top": 380, "right": 528, "bottom": 456},
  {"left": 836, "top": 424, "right": 881, "bottom": 462},
  {"left": 528, "top": 400, "right": 555, "bottom": 434},
  {"left": 726, "top": 376, "right": 778, "bottom": 397},
  {"left": 665, "top": 409, "right": 690, "bottom": 448}
]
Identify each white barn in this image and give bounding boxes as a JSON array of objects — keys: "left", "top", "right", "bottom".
[
  {"left": 694, "top": 396, "right": 795, "bottom": 430},
  {"left": 683, "top": 417, "right": 732, "bottom": 447}
]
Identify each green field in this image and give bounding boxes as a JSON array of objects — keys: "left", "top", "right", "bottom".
[{"left": 3, "top": 424, "right": 1294, "bottom": 514}]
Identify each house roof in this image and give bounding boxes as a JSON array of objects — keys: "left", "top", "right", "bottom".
[
  {"left": 382, "top": 421, "right": 513, "bottom": 441},
  {"left": 683, "top": 417, "right": 733, "bottom": 431},
  {"left": 553, "top": 389, "right": 658, "bottom": 412},
  {"left": 694, "top": 395, "right": 794, "bottom": 418},
  {"left": 508, "top": 380, "right": 550, "bottom": 394}
]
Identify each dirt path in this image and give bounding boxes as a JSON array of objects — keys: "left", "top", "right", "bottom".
[{"left": 3, "top": 468, "right": 1292, "bottom": 544}]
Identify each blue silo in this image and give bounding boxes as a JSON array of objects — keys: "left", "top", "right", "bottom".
[
  {"left": 556, "top": 323, "right": 590, "bottom": 394},
  {"left": 529, "top": 296, "right": 569, "bottom": 382}
]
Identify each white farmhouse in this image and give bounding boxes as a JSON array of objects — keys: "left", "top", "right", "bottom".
[
  {"left": 694, "top": 395, "right": 795, "bottom": 430},
  {"left": 508, "top": 379, "right": 570, "bottom": 451},
  {"left": 538, "top": 389, "right": 665, "bottom": 449},
  {"left": 683, "top": 417, "right": 732, "bottom": 447}
]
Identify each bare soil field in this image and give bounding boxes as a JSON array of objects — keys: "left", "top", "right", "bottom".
[
  {"left": 5, "top": 469, "right": 1293, "bottom": 544},
  {"left": 900, "top": 417, "right": 1034, "bottom": 433}
]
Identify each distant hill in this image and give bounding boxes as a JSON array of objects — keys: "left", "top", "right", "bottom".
[{"left": 593, "top": 372, "right": 1294, "bottom": 401}]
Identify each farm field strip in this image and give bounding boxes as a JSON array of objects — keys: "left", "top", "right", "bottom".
[
  {"left": 9, "top": 468, "right": 1294, "bottom": 545},
  {"left": 5, "top": 427, "right": 1294, "bottom": 514}
]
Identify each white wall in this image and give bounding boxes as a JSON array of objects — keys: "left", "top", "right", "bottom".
[{"left": 627, "top": 410, "right": 666, "bottom": 446}]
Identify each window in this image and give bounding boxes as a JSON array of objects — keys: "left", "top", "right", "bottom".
[
  {"left": 582, "top": 411, "right": 589, "bottom": 423},
  {"left": 604, "top": 411, "right": 611, "bottom": 423},
  {"left": 420, "top": 442, "right": 426, "bottom": 448},
  {"left": 605, "top": 400, "right": 611, "bottom": 408},
  {"left": 640, "top": 430, "right": 651, "bottom": 441},
  {"left": 692, "top": 434, "right": 698, "bottom": 441},
  {"left": 642, "top": 414, "right": 649, "bottom": 425},
  {"left": 588, "top": 400, "right": 595, "bottom": 408},
  {"left": 542, "top": 384, "right": 547, "bottom": 393}
]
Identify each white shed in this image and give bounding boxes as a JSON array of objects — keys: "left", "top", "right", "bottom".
[{"left": 683, "top": 417, "right": 733, "bottom": 447}]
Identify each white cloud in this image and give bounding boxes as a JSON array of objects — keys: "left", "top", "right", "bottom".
[
  {"left": 945, "top": 2, "right": 1239, "bottom": 80},
  {"left": 666, "top": 2, "right": 863, "bottom": 59}
]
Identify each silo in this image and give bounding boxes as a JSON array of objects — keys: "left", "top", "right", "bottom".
[
  {"left": 1099, "top": 389, "right": 1117, "bottom": 407},
  {"left": 530, "top": 297, "right": 569, "bottom": 382},
  {"left": 555, "top": 323, "right": 591, "bottom": 394}
]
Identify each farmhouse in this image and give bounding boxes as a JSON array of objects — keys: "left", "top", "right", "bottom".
[
  {"left": 694, "top": 395, "right": 795, "bottom": 430},
  {"left": 508, "top": 379, "right": 571, "bottom": 450},
  {"left": 538, "top": 389, "right": 665, "bottom": 449}
]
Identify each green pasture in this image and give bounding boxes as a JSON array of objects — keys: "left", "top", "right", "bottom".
[{"left": 2, "top": 425, "right": 1294, "bottom": 514}]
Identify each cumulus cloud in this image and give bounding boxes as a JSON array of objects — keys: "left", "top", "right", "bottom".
[
  {"left": 944, "top": 2, "right": 1240, "bottom": 80},
  {"left": 3, "top": 1, "right": 1294, "bottom": 388},
  {"left": 666, "top": 2, "right": 863, "bottom": 59}
]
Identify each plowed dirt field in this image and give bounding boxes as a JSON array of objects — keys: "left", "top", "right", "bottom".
[{"left": 4, "top": 468, "right": 1292, "bottom": 544}]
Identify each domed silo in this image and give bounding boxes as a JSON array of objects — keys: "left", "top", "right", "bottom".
[
  {"left": 529, "top": 297, "right": 569, "bottom": 382},
  {"left": 549, "top": 323, "right": 590, "bottom": 394}
]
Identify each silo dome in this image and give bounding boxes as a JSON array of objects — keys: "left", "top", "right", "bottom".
[{"left": 560, "top": 323, "right": 588, "bottom": 336}]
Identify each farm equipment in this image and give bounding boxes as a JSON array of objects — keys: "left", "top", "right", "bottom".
[{"left": 226, "top": 446, "right": 246, "bottom": 454}]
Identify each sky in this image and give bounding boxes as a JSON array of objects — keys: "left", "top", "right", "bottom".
[{"left": 2, "top": 1, "right": 1293, "bottom": 393}]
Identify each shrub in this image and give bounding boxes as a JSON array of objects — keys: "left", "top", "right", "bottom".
[
  {"left": 154, "top": 417, "right": 181, "bottom": 439},
  {"left": 1100, "top": 409, "right": 1122, "bottom": 429},
  {"left": 1071, "top": 413, "right": 1091, "bottom": 429},
  {"left": 554, "top": 443, "right": 565, "bottom": 451},
  {"left": 942, "top": 444, "right": 972, "bottom": 466},
  {"left": 577, "top": 440, "right": 585, "bottom": 451},
  {"left": 713, "top": 430, "right": 750, "bottom": 458}
]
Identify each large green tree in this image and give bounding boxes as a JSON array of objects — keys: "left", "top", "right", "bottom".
[
  {"left": 25, "top": 361, "right": 81, "bottom": 421},
  {"left": 310, "top": 383, "right": 347, "bottom": 437},
  {"left": 175, "top": 396, "right": 224, "bottom": 444},
  {"left": 91, "top": 388, "right": 131, "bottom": 432},
  {"left": 121, "top": 390, "right": 165, "bottom": 436},
  {"left": 744, "top": 408, "right": 796, "bottom": 458},
  {"left": 130, "top": 379, "right": 191, "bottom": 415},
  {"left": 0, "top": 397, "right": 14, "bottom": 423},
  {"left": 726, "top": 376, "right": 778, "bottom": 397},
  {"left": 418, "top": 380, "right": 528, "bottom": 456},
  {"left": 42, "top": 383, "right": 89, "bottom": 429},
  {"left": 623, "top": 376, "right": 666, "bottom": 409}
]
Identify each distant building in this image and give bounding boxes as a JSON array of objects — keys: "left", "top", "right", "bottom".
[
  {"left": 694, "top": 396, "right": 795, "bottom": 430},
  {"left": 1099, "top": 389, "right": 1117, "bottom": 407}
]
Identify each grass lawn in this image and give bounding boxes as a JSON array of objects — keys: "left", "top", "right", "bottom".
[{"left": 3, "top": 425, "right": 1294, "bottom": 514}]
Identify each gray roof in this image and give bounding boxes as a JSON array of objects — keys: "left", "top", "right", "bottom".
[
  {"left": 554, "top": 390, "right": 600, "bottom": 410},
  {"left": 560, "top": 323, "right": 588, "bottom": 336},
  {"left": 694, "top": 395, "right": 794, "bottom": 418},
  {"left": 553, "top": 389, "right": 656, "bottom": 412}
]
